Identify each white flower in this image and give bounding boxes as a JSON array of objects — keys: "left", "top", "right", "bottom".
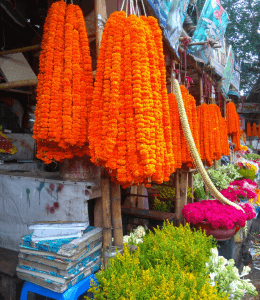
[
  {"left": 209, "top": 272, "right": 217, "bottom": 282},
  {"left": 123, "top": 235, "right": 130, "bottom": 243},
  {"left": 135, "top": 238, "right": 143, "bottom": 244},
  {"left": 241, "top": 266, "right": 251, "bottom": 277},
  {"left": 134, "top": 226, "right": 146, "bottom": 238}
]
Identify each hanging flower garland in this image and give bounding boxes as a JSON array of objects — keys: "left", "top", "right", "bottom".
[
  {"left": 88, "top": 12, "right": 175, "bottom": 187},
  {"left": 226, "top": 102, "right": 241, "bottom": 151},
  {"left": 220, "top": 117, "right": 230, "bottom": 156},
  {"left": 247, "top": 123, "right": 252, "bottom": 137},
  {"left": 33, "top": 0, "right": 93, "bottom": 164},
  {"left": 252, "top": 123, "right": 257, "bottom": 137}
]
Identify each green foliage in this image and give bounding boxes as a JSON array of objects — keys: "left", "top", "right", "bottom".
[
  {"left": 237, "top": 168, "right": 256, "bottom": 181},
  {"left": 244, "top": 153, "right": 260, "bottom": 160},
  {"left": 156, "top": 185, "right": 175, "bottom": 198},
  {"left": 87, "top": 223, "right": 228, "bottom": 300},
  {"left": 153, "top": 196, "right": 174, "bottom": 213}
]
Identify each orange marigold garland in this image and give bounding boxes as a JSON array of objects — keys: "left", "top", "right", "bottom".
[
  {"left": 252, "top": 123, "right": 257, "bottom": 137},
  {"left": 33, "top": 1, "right": 93, "bottom": 164},
  {"left": 88, "top": 12, "right": 175, "bottom": 187},
  {"left": 220, "top": 117, "right": 230, "bottom": 156},
  {"left": 246, "top": 123, "right": 251, "bottom": 137},
  {"left": 226, "top": 102, "right": 241, "bottom": 151}
]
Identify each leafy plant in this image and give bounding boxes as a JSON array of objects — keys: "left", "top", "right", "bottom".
[
  {"left": 244, "top": 153, "right": 260, "bottom": 160},
  {"left": 156, "top": 185, "right": 175, "bottom": 198},
  {"left": 153, "top": 196, "right": 174, "bottom": 213},
  {"left": 87, "top": 223, "right": 228, "bottom": 299},
  {"left": 237, "top": 168, "right": 256, "bottom": 181}
]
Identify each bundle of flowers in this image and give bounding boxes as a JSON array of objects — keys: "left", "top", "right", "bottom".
[
  {"left": 220, "top": 185, "right": 257, "bottom": 203},
  {"left": 89, "top": 12, "right": 176, "bottom": 187},
  {"left": 252, "top": 123, "right": 257, "bottom": 136},
  {"left": 206, "top": 248, "right": 258, "bottom": 299},
  {"left": 182, "top": 200, "right": 256, "bottom": 229},
  {"left": 33, "top": 0, "right": 93, "bottom": 163},
  {"left": 236, "top": 157, "right": 259, "bottom": 175},
  {"left": 123, "top": 226, "right": 146, "bottom": 245},
  {"left": 247, "top": 122, "right": 252, "bottom": 137},
  {"left": 226, "top": 102, "right": 241, "bottom": 151}
]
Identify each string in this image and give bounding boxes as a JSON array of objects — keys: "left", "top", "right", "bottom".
[
  {"left": 141, "top": 0, "right": 147, "bottom": 17},
  {"left": 135, "top": 0, "right": 140, "bottom": 17},
  {"left": 120, "top": 0, "right": 126, "bottom": 11}
]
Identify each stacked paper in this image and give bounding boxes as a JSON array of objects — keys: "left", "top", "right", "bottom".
[{"left": 17, "top": 225, "right": 102, "bottom": 293}]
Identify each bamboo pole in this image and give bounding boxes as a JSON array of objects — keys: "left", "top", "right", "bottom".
[
  {"left": 199, "top": 74, "right": 203, "bottom": 104},
  {"left": 0, "top": 79, "right": 38, "bottom": 90},
  {"left": 111, "top": 182, "right": 123, "bottom": 246},
  {"left": 0, "top": 44, "right": 41, "bottom": 56},
  {"left": 94, "top": 0, "right": 109, "bottom": 257}
]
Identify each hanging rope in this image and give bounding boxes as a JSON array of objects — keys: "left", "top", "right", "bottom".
[{"left": 140, "top": 0, "right": 147, "bottom": 17}]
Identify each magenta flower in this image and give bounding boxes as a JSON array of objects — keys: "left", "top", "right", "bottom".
[
  {"left": 53, "top": 202, "right": 59, "bottom": 209},
  {"left": 49, "top": 183, "right": 55, "bottom": 192},
  {"left": 182, "top": 200, "right": 256, "bottom": 229},
  {"left": 49, "top": 206, "right": 55, "bottom": 214}
]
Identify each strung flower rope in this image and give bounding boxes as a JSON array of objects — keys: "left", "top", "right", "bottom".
[
  {"left": 226, "top": 102, "right": 241, "bottom": 151},
  {"left": 89, "top": 12, "right": 175, "bottom": 187},
  {"left": 34, "top": 0, "right": 93, "bottom": 164},
  {"left": 247, "top": 123, "right": 252, "bottom": 137}
]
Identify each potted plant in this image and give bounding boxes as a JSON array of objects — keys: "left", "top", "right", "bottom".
[{"left": 182, "top": 200, "right": 256, "bottom": 240}]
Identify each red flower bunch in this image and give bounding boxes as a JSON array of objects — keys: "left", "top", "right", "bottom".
[
  {"left": 220, "top": 186, "right": 257, "bottom": 202},
  {"left": 182, "top": 200, "right": 256, "bottom": 229}
]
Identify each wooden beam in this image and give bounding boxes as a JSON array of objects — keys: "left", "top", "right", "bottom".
[
  {"left": 0, "top": 45, "right": 41, "bottom": 57},
  {"left": 137, "top": 185, "right": 145, "bottom": 209},
  {"left": 0, "top": 79, "right": 38, "bottom": 90}
]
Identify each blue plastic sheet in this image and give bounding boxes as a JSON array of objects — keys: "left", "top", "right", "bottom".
[{"left": 188, "top": 0, "right": 229, "bottom": 64}]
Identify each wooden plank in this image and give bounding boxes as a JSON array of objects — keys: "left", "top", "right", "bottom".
[
  {"left": 0, "top": 79, "right": 38, "bottom": 90},
  {"left": 175, "top": 170, "right": 181, "bottom": 226},
  {"left": 0, "top": 247, "right": 19, "bottom": 277},
  {"left": 121, "top": 206, "right": 175, "bottom": 221},
  {"left": 0, "top": 44, "right": 41, "bottom": 57}
]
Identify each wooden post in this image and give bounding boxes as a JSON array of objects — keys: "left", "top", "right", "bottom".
[
  {"left": 95, "top": 0, "right": 107, "bottom": 55},
  {"left": 214, "top": 160, "right": 217, "bottom": 170},
  {"left": 179, "top": 170, "right": 189, "bottom": 225},
  {"left": 130, "top": 185, "right": 137, "bottom": 207},
  {"left": 137, "top": 185, "right": 145, "bottom": 209},
  {"left": 199, "top": 74, "right": 203, "bottom": 104},
  {"left": 94, "top": 0, "right": 108, "bottom": 251},
  {"left": 175, "top": 170, "right": 181, "bottom": 226},
  {"left": 187, "top": 169, "right": 194, "bottom": 204},
  {"left": 101, "top": 169, "right": 112, "bottom": 266},
  {"left": 111, "top": 182, "right": 123, "bottom": 246}
]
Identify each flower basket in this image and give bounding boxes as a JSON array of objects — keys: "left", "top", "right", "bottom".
[{"left": 193, "top": 222, "right": 237, "bottom": 241}]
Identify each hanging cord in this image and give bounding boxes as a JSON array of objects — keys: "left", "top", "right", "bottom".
[
  {"left": 120, "top": 0, "right": 126, "bottom": 11},
  {"left": 135, "top": 0, "right": 141, "bottom": 17},
  {"left": 140, "top": 0, "right": 147, "bottom": 17}
]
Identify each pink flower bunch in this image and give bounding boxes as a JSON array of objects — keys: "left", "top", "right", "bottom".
[
  {"left": 220, "top": 185, "right": 257, "bottom": 202},
  {"left": 182, "top": 200, "right": 256, "bottom": 229},
  {"left": 231, "top": 179, "right": 257, "bottom": 188}
]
